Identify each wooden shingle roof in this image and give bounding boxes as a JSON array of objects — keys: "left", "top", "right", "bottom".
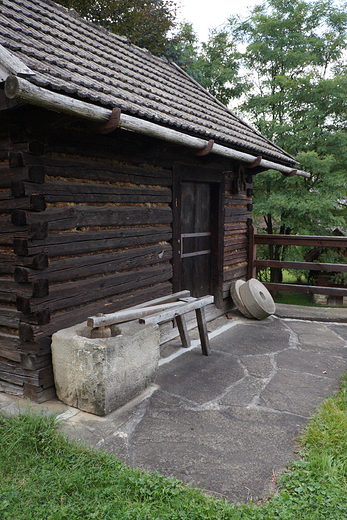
[{"left": 0, "top": 0, "right": 298, "bottom": 167}]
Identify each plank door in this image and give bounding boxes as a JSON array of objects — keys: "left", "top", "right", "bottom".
[{"left": 180, "top": 181, "right": 212, "bottom": 297}]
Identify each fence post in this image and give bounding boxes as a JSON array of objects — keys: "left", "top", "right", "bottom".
[{"left": 248, "top": 224, "right": 257, "bottom": 280}]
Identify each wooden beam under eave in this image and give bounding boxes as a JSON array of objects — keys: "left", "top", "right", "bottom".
[{"left": 4, "top": 76, "right": 311, "bottom": 178}]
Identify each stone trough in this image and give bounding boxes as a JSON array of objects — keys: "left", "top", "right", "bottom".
[{"left": 51, "top": 320, "right": 160, "bottom": 416}]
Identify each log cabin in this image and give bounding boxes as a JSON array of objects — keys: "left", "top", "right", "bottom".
[{"left": 0, "top": 0, "right": 307, "bottom": 402}]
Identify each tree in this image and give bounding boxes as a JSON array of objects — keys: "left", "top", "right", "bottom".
[
  {"left": 228, "top": 0, "right": 347, "bottom": 282},
  {"left": 163, "top": 22, "right": 200, "bottom": 71},
  {"left": 56, "top": 0, "right": 178, "bottom": 56},
  {"left": 189, "top": 28, "right": 247, "bottom": 105}
]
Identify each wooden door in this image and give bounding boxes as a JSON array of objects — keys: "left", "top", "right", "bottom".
[
  {"left": 180, "top": 181, "right": 212, "bottom": 297},
  {"left": 172, "top": 164, "right": 224, "bottom": 307}
]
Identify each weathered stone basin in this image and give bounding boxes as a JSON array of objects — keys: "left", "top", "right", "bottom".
[{"left": 51, "top": 320, "right": 160, "bottom": 416}]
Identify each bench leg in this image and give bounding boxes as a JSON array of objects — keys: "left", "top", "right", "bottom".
[
  {"left": 195, "top": 307, "right": 211, "bottom": 356},
  {"left": 176, "top": 315, "right": 191, "bottom": 348}
]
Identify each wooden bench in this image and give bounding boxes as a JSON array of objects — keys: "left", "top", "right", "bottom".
[
  {"left": 138, "top": 295, "right": 213, "bottom": 355},
  {"left": 87, "top": 291, "right": 213, "bottom": 355}
]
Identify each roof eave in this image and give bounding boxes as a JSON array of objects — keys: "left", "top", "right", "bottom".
[{"left": 4, "top": 75, "right": 310, "bottom": 178}]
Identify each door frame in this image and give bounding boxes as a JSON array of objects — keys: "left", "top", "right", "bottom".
[{"left": 172, "top": 163, "right": 225, "bottom": 308}]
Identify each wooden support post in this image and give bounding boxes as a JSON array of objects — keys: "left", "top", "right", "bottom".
[
  {"left": 248, "top": 224, "right": 257, "bottom": 280},
  {"left": 176, "top": 315, "right": 190, "bottom": 348},
  {"left": 195, "top": 307, "right": 211, "bottom": 356}
]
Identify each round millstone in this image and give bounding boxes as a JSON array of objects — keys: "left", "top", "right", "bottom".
[
  {"left": 230, "top": 279, "right": 254, "bottom": 319},
  {"left": 239, "top": 278, "right": 276, "bottom": 320}
]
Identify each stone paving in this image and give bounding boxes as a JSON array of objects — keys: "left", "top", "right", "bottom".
[{"left": 1, "top": 309, "right": 347, "bottom": 503}]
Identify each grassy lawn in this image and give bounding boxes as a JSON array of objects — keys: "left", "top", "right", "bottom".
[
  {"left": 1, "top": 375, "right": 347, "bottom": 519},
  {"left": 273, "top": 291, "right": 316, "bottom": 306},
  {"left": 258, "top": 269, "right": 346, "bottom": 308}
]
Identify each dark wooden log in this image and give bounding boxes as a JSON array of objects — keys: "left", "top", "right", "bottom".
[
  {"left": 225, "top": 207, "right": 251, "bottom": 218},
  {"left": 29, "top": 222, "right": 49, "bottom": 240},
  {"left": 225, "top": 213, "right": 251, "bottom": 224},
  {"left": 8, "top": 152, "right": 24, "bottom": 168},
  {"left": 11, "top": 205, "right": 172, "bottom": 231},
  {"left": 0, "top": 250, "right": 17, "bottom": 273},
  {"left": 13, "top": 226, "right": 172, "bottom": 258},
  {"left": 0, "top": 367, "right": 24, "bottom": 387},
  {"left": 223, "top": 263, "right": 248, "bottom": 282},
  {"left": 20, "top": 310, "right": 51, "bottom": 325},
  {"left": 14, "top": 243, "right": 172, "bottom": 283},
  {"left": 20, "top": 352, "right": 52, "bottom": 371},
  {"left": 0, "top": 189, "right": 11, "bottom": 201},
  {"left": 0, "top": 359, "right": 52, "bottom": 388},
  {"left": 12, "top": 180, "right": 172, "bottom": 204},
  {"left": 224, "top": 222, "right": 248, "bottom": 235},
  {"left": 0, "top": 278, "right": 48, "bottom": 304},
  {"left": 17, "top": 263, "right": 173, "bottom": 314},
  {"left": 18, "top": 253, "right": 49, "bottom": 270},
  {"left": 0, "top": 280, "right": 17, "bottom": 304},
  {"left": 224, "top": 236, "right": 248, "bottom": 251},
  {"left": 25, "top": 124, "right": 183, "bottom": 169},
  {"left": 18, "top": 336, "right": 52, "bottom": 353},
  {"left": 30, "top": 194, "right": 46, "bottom": 212},
  {"left": 23, "top": 384, "right": 56, "bottom": 402},
  {"left": 225, "top": 194, "right": 251, "bottom": 205},
  {"left": 0, "top": 194, "right": 46, "bottom": 213},
  {"left": 0, "top": 364, "right": 53, "bottom": 389},
  {"left": 0, "top": 348, "right": 21, "bottom": 364},
  {"left": 224, "top": 250, "right": 248, "bottom": 265},
  {"left": 27, "top": 141, "right": 45, "bottom": 156},
  {"left": 0, "top": 307, "right": 20, "bottom": 329},
  {"left": 0, "top": 215, "right": 23, "bottom": 234},
  {"left": 0, "top": 195, "right": 31, "bottom": 212},
  {"left": 1, "top": 165, "right": 45, "bottom": 189},
  {"left": 49, "top": 281, "right": 173, "bottom": 333},
  {"left": 0, "top": 333, "right": 22, "bottom": 362},
  {"left": 0, "top": 379, "right": 23, "bottom": 396},
  {"left": 2, "top": 215, "right": 48, "bottom": 239},
  {"left": 9, "top": 152, "right": 173, "bottom": 186}
]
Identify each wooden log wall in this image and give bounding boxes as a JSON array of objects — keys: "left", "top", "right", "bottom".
[
  {"left": 0, "top": 140, "right": 54, "bottom": 399},
  {"left": 223, "top": 171, "right": 253, "bottom": 299},
  {"left": 0, "top": 113, "right": 177, "bottom": 401}
]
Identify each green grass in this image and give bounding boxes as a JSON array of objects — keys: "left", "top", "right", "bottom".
[
  {"left": 1, "top": 376, "right": 347, "bottom": 519},
  {"left": 273, "top": 291, "right": 316, "bottom": 306}
]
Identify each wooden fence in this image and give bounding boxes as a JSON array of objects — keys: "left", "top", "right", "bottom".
[{"left": 248, "top": 226, "right": 347, "bottom": 300}]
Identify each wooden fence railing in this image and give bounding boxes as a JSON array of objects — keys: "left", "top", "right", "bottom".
[{"left": 248, "top": 225, "right": 347, "bottom": 299}]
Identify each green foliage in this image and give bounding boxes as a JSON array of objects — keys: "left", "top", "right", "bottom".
[
  {"left": 163, "top": 22, "right": 200, "bottom": 70},
  {"left": 162, "top": 23, "right": 247, "bottom": 106},
  {"left": 188, "top": 28, "right": 248, "bottom": 105},
  {"left": 226, "top": 0, "right": 347, "bottom": 273}
]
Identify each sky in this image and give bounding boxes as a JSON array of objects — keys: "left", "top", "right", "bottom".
[{"left": 177, "top": 0, "right": 263, "bottom": 42}]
